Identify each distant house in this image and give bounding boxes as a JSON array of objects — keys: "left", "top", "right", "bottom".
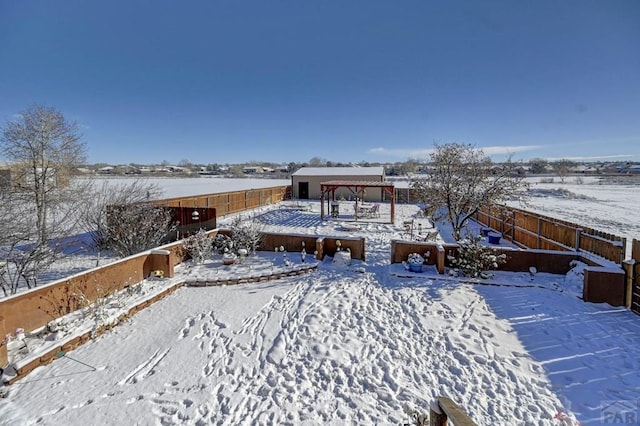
[
  {"left": 24, "top": 167, "right": 58, "bottom": 188},
  {"left": 166, "top": 166, "right": 191, "bottom": 174},
  {"left": 627, "top": 165, "right": 640, "bottom": 174},
  {"left": 243, "top": 166, "right": 261, "bottom": 174},
  {"left": 97, "top": 166, "right": 115, "bottom": 174},
  {"left": 291, "top": 166, "right": 385, "bottom": 200}
]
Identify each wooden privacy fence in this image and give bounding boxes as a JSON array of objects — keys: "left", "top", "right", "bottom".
[
  {"left": 474, "top": 205, "right": 626, "bottom": 264},
  {"left": 156, "top": 186, "right": 290, "bottom": 216},
  {"left": 631, "top": 239, "right": 640, "bottom": 315}
]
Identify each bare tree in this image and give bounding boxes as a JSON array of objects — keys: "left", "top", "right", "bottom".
[
  {"left": 551, "top": 159, "right": 575, "bottom": 183},
  {"left": 308, "top": 157, "right": 327, "bottom": 167},
  {"left": 528, "top": 157, "right": 549, "bottom": 174},
  {"left": 1, "top": 105, "right": 86, "bottom": 246},
  {"left": 411, "top": 143, "right": 527, "bottom": 241},
  {"left": 0, "top": 191, "right": 36, "bottom": 295},
  {"left": 0, "top": 106, "right": 89, "bottom": 294},
  {"left": 76, "top": 179, "right": 173, "bottom": 258}
]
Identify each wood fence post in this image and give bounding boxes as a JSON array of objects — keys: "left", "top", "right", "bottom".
[
  {"left": 436, "top": 244, "right": 446, "bottom": 274},
  {"left": 430, "top": 399, "right": 447, "bottom": 426},
  {"left": 623, "top": 259, "right": 635, "bottom": 309},
  {"left": 0, "top": 315, "right": 7, "bottom": 368},
  {"left": 430, "top": 411, "right": 447, "bottom": 426},
  {"left": 537, "top": 217, "right": 542, "bottom": 249},
  {"left": 315, "top": 237, "right": 324, "bottom": 260},
  {"left": 620, "top": 237, "right": 627, "bottom": 264},
  {"left": 575, "top": 228, "right": 583, "bottom": 251},
  {"left": 431, "top": 396, "right": 479, "bottom": 426}
]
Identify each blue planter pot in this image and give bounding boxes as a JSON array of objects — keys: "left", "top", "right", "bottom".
[
  {"left": 481, "top": 227, "right": 492, "bottom": 236},
  {"left": 408, "top": 263, "right": 422, "bottom": 272},
  {"left": 487, "top": 232, "right": 502, "bottom": 244}
]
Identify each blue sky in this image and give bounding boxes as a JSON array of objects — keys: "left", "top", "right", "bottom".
[{"left": 1, "top": 1, "right": 639, "bottom": 165}]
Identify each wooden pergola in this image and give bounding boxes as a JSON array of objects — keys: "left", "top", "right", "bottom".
[{"left": 320, "top": 180, "right": 395, "bottom": 223}]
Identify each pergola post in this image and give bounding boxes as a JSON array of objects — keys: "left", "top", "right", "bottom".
[{"left": 320, "top": 180, "right": 395, "bottom": 224}]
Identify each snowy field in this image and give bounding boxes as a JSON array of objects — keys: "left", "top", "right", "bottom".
[
  {"left": 1, "top": 177, "right": 640, "bottom": 425},
  {"left": 516, "top": 176, "right": 640, "bottom": 259},
  {"left": 84, "top": 176, "right": 291, "bottom": 199}
]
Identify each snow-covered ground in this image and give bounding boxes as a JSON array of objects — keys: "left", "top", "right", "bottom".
[
  {"left": 516, "top": 176, "right": 640, "bottom": 259},
  {"left": 83, "top": 176, "right": 291, "bottom": 199},
  {"left": 1, "top": 178, "right": 640, "bottom": 425}
]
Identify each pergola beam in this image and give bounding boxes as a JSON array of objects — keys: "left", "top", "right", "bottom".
[{"left": 319, "top": 180, "right": 395, "bottom": 223}]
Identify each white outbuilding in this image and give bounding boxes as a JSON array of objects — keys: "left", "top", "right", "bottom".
[{"left": 291, "top": 166, "right": 385, "bottom": 200}]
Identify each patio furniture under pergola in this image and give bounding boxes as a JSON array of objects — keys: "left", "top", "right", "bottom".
[{"left": 320, "top": 180, "right": 395, "bottom": 223}]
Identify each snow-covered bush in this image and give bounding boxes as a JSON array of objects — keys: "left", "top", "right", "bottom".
[
  {"left": 404, "top": 406, "right": 428, "bottom": 426},
  {"left": 182, "top": 229, "right": 213, "bottom": 264},
  {"left": 407, "top": 253, "right": 425, "bottom": 265},
  {"left": 228, "top": 218, "right": 263, "bottom": 256},
  {"left": 212, "top": 234, "right": 234, "bottom": 254},
  {"left": 102, "top": 203, "right": 176, "bottom": 257},
  {"left": 448, "top": 235, "right": 506, "bottom": 278}
]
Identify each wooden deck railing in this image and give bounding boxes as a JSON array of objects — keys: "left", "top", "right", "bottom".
[{"left": 430, "top": 396, "right": 478, "bottom": 426}]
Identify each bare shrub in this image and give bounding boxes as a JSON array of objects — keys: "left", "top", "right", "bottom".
[
  {"left": 103, "top": 203, "right": 176, "bottom": 257},
  {"left": 182, "top": 229, "right": 213, "bottom": 264},
  {"left": 228, "top": 217, "right": 263, "bottom": 255},
  {"left": 77, "top": 179, "right": 165, "bottom": 254}
]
